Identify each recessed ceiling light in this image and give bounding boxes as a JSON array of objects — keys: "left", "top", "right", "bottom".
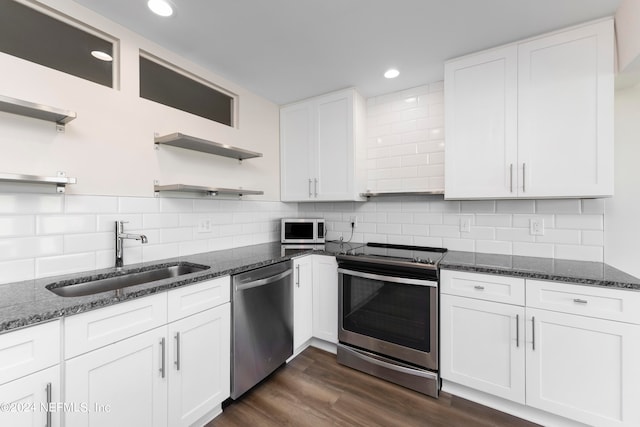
[
  {"left": 148, "top": 0, "right": 173, "bottom": 17},
  {"left": 384, "top": 69, "right": 400, "bottom": 79},
  {"left": 91, "top": 50, "right": 113, "bottom": 62}
]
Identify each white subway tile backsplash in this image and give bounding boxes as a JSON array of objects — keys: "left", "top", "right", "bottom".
[
  {"left": 442, "top": 238, "right": 475, "bottom": 252},
  {"left": 0, "top": 259, "right": 34, "bottom": 283},
  {"left": 402, "top": 224, "right": 428, "bottom": 236},
  {"left": 142, "top": 243, "right": 179, "bottom": 263},
  {"left": 179, "top": 240, "right": 208, "bottom": 257},
  {"left": 555, "top": 245, "right": 603, "bottom": 262},
  {"left": 555, "top": 215, "right": 603, "bottom": 230},
  {"left": 413, "top": 213, "right": 443, "bottom": 225},
  {"left": 476, "top": 240, "right": 513, "bottom": 255},
  {"left": 36, "top": 253, "right": 95, "bottom": 279},
  {"left": 536, "top": 199, "right": 582, "bottom": 214},
  {"left": 496, "top": 200, "right": 536, "bottom": 214},
  {"left": 582, "top": 199, "right": 605, "bottom": 214},
  {"left": 430, "top": 225, "right": 460, "bottom": 238},
  {"left": 0, "top": 236, "right": 63, "bottom": 261},
  {"left": 513, "top": 242, "right": 554, "bottom": 258},
  {"left": 535, "top": 229, "right": 581, "bottom": 244},
  {"left": 387, "top": 212, "right": 412, "bottom": 224},
  {"left": 461, "top": 201, "right": 496, "bottom": 214},
  {"left": 475, "top": 214, "right": 511, "bottom": 227},
  {"left": 496, "top": 228, "right": 535, "bottom": 243},
  {"left": 64, "top": 232, "right": 113, "bottom": 253},
  {"left": 512, "top": 214, "right": 555, "bottom": 229},
  {"left": 582, "top": 230, "right": 604, "bottom": 246},
  {"left": 462, "top": 227, "right": 495, "bottom": 241},
  {"left": 36, "top": 215, "right": 96, "bottom": 235},
  {"left": 97, "top": 214, "right": 143, "bottom": 232},
  {"left": 0, "top": 216, "right": 34, "bottom": 237},
  {"left": 159, "top": 198, "right": 194, "bottom": 213},
  {"left": 144, "top": 213, "right": 180, "bottom": 229},
  {"left": 376, "top": 223, "right": 402, "bottom": 235},
  {"left": 414, "top": 236, "right": 443, "bottom": 247},
  {"left": 0, "top": 194, "right": 63, "bottom": 214},
  {"left": 429, "top": 201, "right": 460, "bottom": 213},
  {"left": 160, "top": 227, "right": 193, "bottom": 244}
]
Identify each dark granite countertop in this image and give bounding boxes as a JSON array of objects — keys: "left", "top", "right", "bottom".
[
  {"left": 439, "top": 251, "right": 640, "bottom": 291},
  {"left": 0, "top": 241, "right": 362, "bottom": 334}
]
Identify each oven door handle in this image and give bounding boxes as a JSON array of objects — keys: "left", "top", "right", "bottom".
[{"left": 338, "top": 268, "right": 437, "bottom": 287}]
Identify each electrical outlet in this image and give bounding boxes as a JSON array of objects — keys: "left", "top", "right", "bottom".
[
  {"left": 197, "top": 219, "right": 212, "bottom": 233},
  {"left": 530, "top": 218, "right": 545, "bottom": 236},
  {"left": 350, "top": 216, "right": 358, "bottom": 228},
  {"left": 459, "top": 216, "right": 472, "bottom": 233}
]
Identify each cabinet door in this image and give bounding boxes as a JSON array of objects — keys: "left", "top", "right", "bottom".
[
  {"left": 440, "top": 295, "right": 525, "bottom": 404},
  {"left": 167, "top": 303, "right": 230, "bottom": 427},
  {"left": 0, "top": 366, "right": 60, "bottom": 427},
  {"left": 315, "top": 90, "right": 355, "bottom": 201},
  {"left": 518, "top": 20, "right": 614, "bottom": 197},
  {"left": 312, "top": 256, "right": 338, "bottom": 343},
  {"left": 526, "top": 308, "right": 640, "bottom": 427},
  {"left": 444, "top": 45, "right": 518, "bottom": 199},
  {"left": 293, "top": 257, "right": 314, "bottom": 350},
  {"left": 65, "top": 327, "right": 167, "bottom": 427},
  {"left": 280, "top": 102, "right": 314, "bottom": 201}
]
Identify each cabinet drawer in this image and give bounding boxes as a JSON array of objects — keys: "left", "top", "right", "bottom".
[
  {"left": 64, "top": 292, "right": 167, "bottom": 359},
  {"left": 0, "top": 320, "right": 60, "bottom": 385},
  {"left": 168, "top": 276, "right": 230, "bottom": 322},
  {"left": 440, "top": 270, "right": 525, "bottom": 305},
  {"left": 526, "top": 280, "right": 640, "bottom": 324}
]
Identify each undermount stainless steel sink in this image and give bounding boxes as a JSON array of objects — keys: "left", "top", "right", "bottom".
[{"left": 46, "top": 262, "right": 210, "bottom": 297}]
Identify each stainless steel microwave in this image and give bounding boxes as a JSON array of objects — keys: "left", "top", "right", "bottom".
[{"left": 281, "top": 218, "right": 325, "bottom": 244}]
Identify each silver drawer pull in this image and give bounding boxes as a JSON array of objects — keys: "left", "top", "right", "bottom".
[
  {"left": 474, "top": 285, "right": 485, "bottom": 290},
  {"left": 573, "top": 298, "right": 588, "bottom": 304}
]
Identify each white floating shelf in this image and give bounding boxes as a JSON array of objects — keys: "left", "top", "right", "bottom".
[
  {"left": 0, "top": 172, "right": 77, "bottom": 193},
  {"left": 0, "top": 95, "right": 76, "bottom": 130},
  {"left": 154, "top": 184, "right": 263, "bottom": 197},
  {"left": 154, "top": 133, "right": 263, "bottom": 161}
]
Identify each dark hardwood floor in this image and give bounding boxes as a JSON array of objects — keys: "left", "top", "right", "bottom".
[{"left": 208, "top": 347, "right": 539, "bottom": 427}]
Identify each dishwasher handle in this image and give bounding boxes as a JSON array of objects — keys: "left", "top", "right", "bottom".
[{"left": 235, "top": 269, "right": 292, "bottom": 292}]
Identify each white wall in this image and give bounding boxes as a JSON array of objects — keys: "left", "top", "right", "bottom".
[
  {"left": 604, "top": 84, "right": 640, "bottom": 276},
  {"left": 0, "top": 0, "right": 280, "bottom": 199}
]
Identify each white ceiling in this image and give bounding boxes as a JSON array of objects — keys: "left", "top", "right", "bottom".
[{"left": 72, "top": 0, "right": 621, "bottom": 105}]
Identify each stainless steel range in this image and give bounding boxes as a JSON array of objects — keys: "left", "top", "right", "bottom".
[{"left": 336, "top": 243, "right": 447, "bottom": 398}]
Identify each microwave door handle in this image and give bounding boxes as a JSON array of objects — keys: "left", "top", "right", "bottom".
[{"left": 337, "top": 268, "right": 437, "bottom": 287}]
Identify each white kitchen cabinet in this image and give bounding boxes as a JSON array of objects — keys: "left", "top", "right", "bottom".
[
  {"left": 444, "top": 18, "right": 614, "bottom": 199},
  {"left": 0, "top": 365, "right": 61, "bottom": 427},
  {"left": 65, "top": 326, "right": 168, "bottom": 427},
  {"left": 440, "top": 294, "right": 525, "bottom": 404},
  {"left": 441, "top": 269, "right": 640, "bottom": 427},
  {"left": 167, "top": 304, "right": 230, "bottom": 427},
  {"left": 64, "top": 277, "right": 231, "bottom": 427},
  {"left": 280, "top": 88, "right": 366, "bottom": 202},
  {"left": 293, "top": 256, "right": 314, "bottom": 350},
  {"left": 312, "top": 255, "right": 339, "bottom": 343},
  {"left": 526, "top": 308, "right": 640, "bottom": 427}
]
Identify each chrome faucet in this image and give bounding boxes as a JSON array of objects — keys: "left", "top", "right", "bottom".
[{"left": 115, "top": 221, "right": 148, "bottom": 268}]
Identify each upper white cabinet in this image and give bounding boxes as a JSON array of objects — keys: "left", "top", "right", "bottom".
[
  {"left": 444, "top": 19, "right": 614, "bottom": 199},
  {"left": 281, "top": 88, "right": 366, "bottom": 202}
]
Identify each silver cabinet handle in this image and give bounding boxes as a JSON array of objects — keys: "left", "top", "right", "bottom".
[
  {"left": 516, "top": 314, "right": 520, "bottom": 348},
  {"left": 308, "top": 179, "right": 312, "bottom": 197},
  {"left": 45, "top": 382, "right": 52, "bottom": 427},
  {"left": 531, "top": 316, "right": 535, "bottom": 351},
  {"left": 522, "top": 163, "right": 526, "bottom": 193},
  {"left": 175, "top": 332, "right": 181, "bottom": 371},
  {"left": 296, "top": 264, "right": 300, "bottom": 287},
  {"left": 573, "top": 298, "right": 588, "bottom": 304},
  {"left": 160, "top": 337, "right": 166, "bottom": 378},
  {"left": 474, "top": 285, "right": 485, "bottom": 291},
  {"left": 509, "top": 163, "right": 513, "bottom": 193},
  {"left": 314, "top": 178, "right": 318, "bottom": 197}
]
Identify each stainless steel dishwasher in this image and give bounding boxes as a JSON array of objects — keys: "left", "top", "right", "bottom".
[{"left": 231, "top": 261, "right": 293, "bottom": 399}]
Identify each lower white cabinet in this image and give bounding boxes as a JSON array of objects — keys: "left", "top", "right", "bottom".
[
  {"left": 167, "top": 304, "right": 230, "bottom": 427},
  {"left": 64, "top": 277, "right": 231, "bottom": 427},
  {"left": 0, "top": 365, "right": 61, "bottom": 427},
  {"left": 293, "top": 256, "right": 314, "bottom": 350},
  {"left": 65, "top": 326, "right": 167, "bottom": 427},
  {"left": 441, "top": 269, "right": 640, "bottom": 427},
  {"left": 440, "top": 295, "right": 525, "bottom": 404},
  {"left": 312, "top": 255, "right": 338, "bottom": 344},
  {"left": 526, "top": 308, "right": 640, "bottom": 427}
]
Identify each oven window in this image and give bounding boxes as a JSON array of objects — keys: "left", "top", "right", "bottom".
[
  {"left": 342, "top": 274, "right": 431, "bottom": 352},
  {"left": 284, "top": 222, "right": 313, "bottom": 240}
]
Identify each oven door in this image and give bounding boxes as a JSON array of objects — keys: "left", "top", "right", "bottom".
[{"left": 338, "top": 267, "right": 438, "bottom": 371}]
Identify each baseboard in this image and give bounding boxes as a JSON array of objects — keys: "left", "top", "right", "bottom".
[{"left": 192, "top": 404, "right": 223, "bottom": 427}]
